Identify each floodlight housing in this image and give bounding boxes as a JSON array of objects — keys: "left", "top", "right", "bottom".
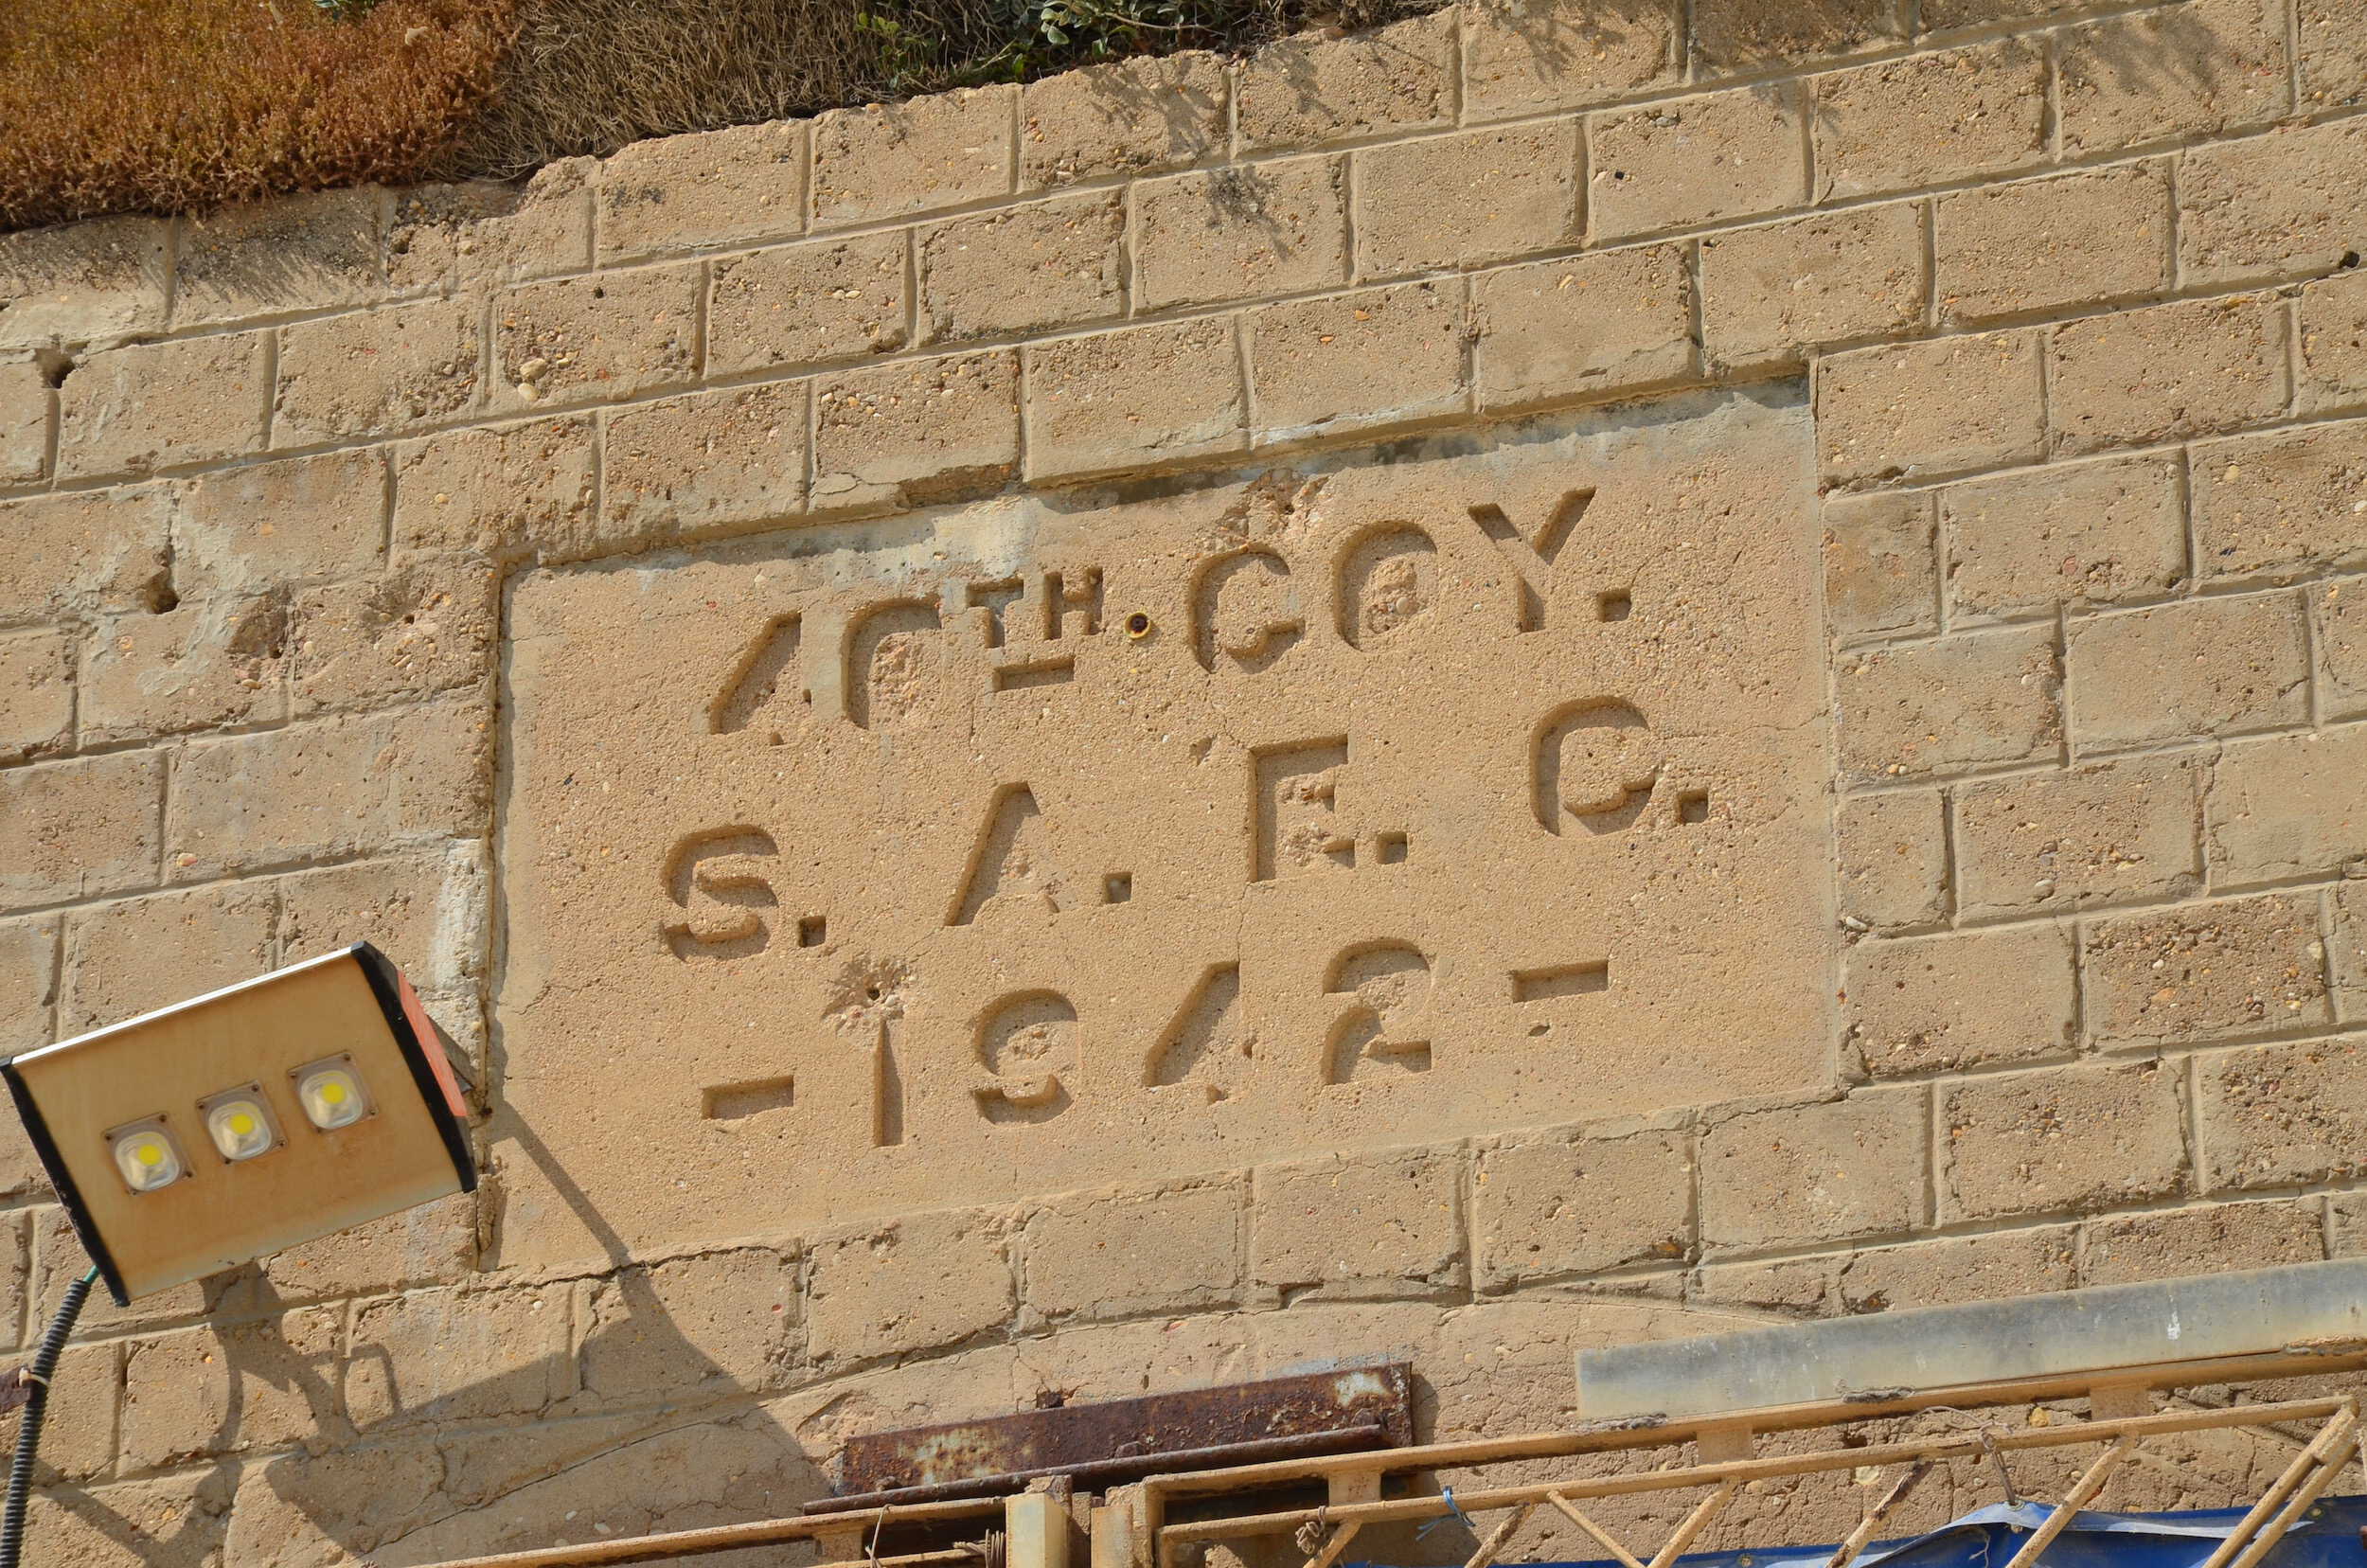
[{"left": 2, "top": 943, "right": 475, "bottom": 1306}]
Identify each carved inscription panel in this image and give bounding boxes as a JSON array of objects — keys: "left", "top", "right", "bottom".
[{"left": 494, "top": 390, "right": 1832, "bottom": 1265}]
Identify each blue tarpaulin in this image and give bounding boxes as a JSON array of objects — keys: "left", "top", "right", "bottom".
[{"left": 1500, "top": 1494, "right": 2367, "bottom": 1568}]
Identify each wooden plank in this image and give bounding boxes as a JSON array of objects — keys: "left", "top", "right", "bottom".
[
  {"left": 1465, "top": 1503, "right": 1539, "bottom": 1568},
  {"left": 1646, "top": 1482, "right": 1736, "bottom": 1568},
  {"left": 1545, "top": 1493, "right": 1644, "bottom": 1568},
  {"left": 1998, "top": 1436, "right": 2137, "bottom": 1568},
  {"left": 2196, "top": 1408, "right": 2359, "bottom": 1568},
  {"left": 1822, "top": 1461, "right": 1932, "bottom": 1568}
]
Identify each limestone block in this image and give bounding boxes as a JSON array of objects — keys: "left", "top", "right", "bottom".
[
  {"left": 1236, "top": 10, "right": 1453, "bottom": 152},
  {"left": 223, "top": 1437, "right": 447, "bottom": 1568},
  {"left": 2300, "top": 270, "right": 2367, "bottom": 414},
  {"left": 1355, "top": 123, "right": 1580, "bottom": 275},
  {"left": 274, "top": 294, "right": 484, "bottom": 444},
  {"left": 2180, "top": 116, "right": 2367, "bottom": 287},
  {"left": 288, "top": 558, "right": 500, "bottom": 716},
  {"left": 277, "top": 844, "right": 487, "bottom": 986},
  {"left": 1816, "top": 330, "right": 2043, "bottom": 484},
  {"left": 813, "top": 87, "right": 1015, "bottom": 227},
  {"left": 31, "top": 1205, "right": 206, "bottom": 1333},
  {"left": 1836, "top": 623, "right": 2061, "bottom": 782},
  {"left": 81, "top": 596, "right": 290, "bottom": 743},
  {"left": 2197, "top": 1036, "right": 2367, "bottom": 1189},
  {"left": 1020, "top": 1179, "right": 1244, "bottom": 1322},
  {"left": 1023, "top": 317, "right": 1244, "bottom": 479},
  {"left": 165, "top": 701, "right": 489, "bottom": 880},
  {"left": 2087, "top": 892, "right": 2329, "bottom": 1053},
  {"left": 0, "top": 216, "right": 169, "bottom": 350},
  {"left": 2065, "top": 594, "right": 2307, "bottom": 748},
  {"left": 1691, "top": 1254, "right": 1835, "bottom": 1314},
  {"left": 119, "top": 1309, "right": 342, "bottom": 1468},
  {"left": 0, "top": 358, "right": 46, "bottom": 482},
  {"left": 388, "top": 161, "right": 596, "bottom": 293},
  {"left": 348, "top": 1284, "right": 572, "bottom": 1431},
  {"left": 41, "top": 1341, "right": 119, "bottom": 1480},
  {"left": 919, "top": 193, "right": 1126, "bottom": 343},
  {"left": 813, "top": 349, "right": 1019, "bottom": 512},
  {"left": 1463, "top": 0, "right": 1682, "bottom": 120},
  {"left": 1, "top": 489, "right": 173, "bottom": 623},
  {"left": 2191, "top": 421, "right": 2367, "bottom": 582},
  {"left": 2206, "top": 728, "right": 2367, "bottom": 883},
  {"left": 1941, "top": 455, "right": 2185, "bottom": 621},
  {"left": 1590, "top": 83, "right": 1808, "bottom": 241},
  {"left": 0, "top": 1212, "right": 26, "bottom": 1350},
  {"left": 596, "top": 119, "right": 805, "bottom": 262},
  {"left": 1248, "top": 279, "right": 1466, "bottom": 441},
  {"left": 602, "top": 383, "right": 809, "bottom": 543},
  {"left": 1942, "top": 1060, "right": 2186, "bottom": 1221},
  {"left": 0, "top": 627, "right": 74, "bottom": 765},
  {"left": 1700, "top": 204, "right": 1925, "bottom": 370},
  {"left": 1021, "top": 50, "right": 1226, "bottom": 187},
  {"left": 1845, "top": 923, "right": 2077, "bottom": 1078},
  {"left": 806, "top": 1208, "right": 1013, "bottom": 1363},
  {"left": 2056, "top": 0, "right": 2289, "bottom": 156},
  {"left": 1936, "top": 164, "right": 2173, "bottom": 325},
  {"left": 1474, "top": 1126, "right": 1691, "bottom": 1286},
  {"left": 0, "top": 751, "right": 163, "bottom": 909},
  {"left": 1836, "top": 790, "right": 1947, "bottom": 930},
  {"left": 1822, "top": 491, "right": 1936, "bottom": 640},
  {"left": 55, "top": 330, "right": 271, "bottom": 479},
  {"left": 2082, "top": 1202, "right": 2323, "bottom": 1288},
  {"left": 175, "top": 449, "right": 387, "bottom": 594},
  {"left": 2311, "top": 580, "right": 2367, "bottom": 719},
  {"left": 1134, "top": 158, "right": 1348, "bottom": 312},
  {"left": 221, "top": 1189, "right": 477, "bottom": 1308},
  {"left": 391, "top": 416, "right": 598, "bottom": 561},
  {"left": 2300, "top": 0, "right": 2367, "bottom": 106},
  {"left": 578, "top": 1246, "right": 801, "bottom": 1405},
  {"left": 494, "top": 264, "right": 700, "bottom": 410},
  {"left": 1955, "top": 757, "right": 2202, "bottom": 918},
  {"left": 0, "top": 916, "right": 57, "bottom": 1060},
  {"left": 1694, "top": 0, "right": 1903, "bottom": 69},
  {"left": 27, "top": 1471, "right": 230, "bottom": 1568},
  {"left": 173, "top": 188, "right": 383, "bottom": 328},
  {"left": 706, "top": 232, "right": 908, "bottom": 376},
  {"left": 62, "top": 880, "right": 276, "bottom": 1036},
  {"left": 1252, "top": 1148, "right": 1465, "bottom": 1297},
  {"left": 1811, "top": 39, "right": 2047, "bottom": 201},
  {"left": 1473, "top": 243, "right": 1694, "bottom": 409},
  {"left": 1836, "top": 1227, "right": 2074, "bottom": 1312},
  {"left": 1700, "top": 1092, "right": 1924, "bottom": 1252},
  {"left": 2049, "top": 294, "right": 2288, "bottom": 455}
]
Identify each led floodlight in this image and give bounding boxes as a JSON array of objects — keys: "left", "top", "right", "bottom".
[{"left": 1, "top": 943, "right": 475, "bottom": 1306}]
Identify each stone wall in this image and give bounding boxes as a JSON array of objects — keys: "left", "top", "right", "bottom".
[{"left": 4, "top": 0, "right": 2367, "bottom": 1561}]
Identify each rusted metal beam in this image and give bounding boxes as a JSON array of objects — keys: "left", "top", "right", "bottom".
[{"left": 811, "top": 1425, "right": 1393, "bottom": 1513}]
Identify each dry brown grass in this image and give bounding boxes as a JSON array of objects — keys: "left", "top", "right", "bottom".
[{"left": 0, "top": 0, "right": 516, "bottom": 231}]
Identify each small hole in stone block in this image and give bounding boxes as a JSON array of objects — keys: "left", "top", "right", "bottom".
[
  {"left": 865, "top": 984, "right": 882, "bottom": 1002},
  {"left": 797, "top": 916, "right": 827, "bottom": 948},
  {"left": 1597, "top": 590, "right": 1633, "bottom": 622},
  {"left": 1376, "top": 831, "right": 1408, "bottom": 865},
  {"left": 2344, "top": 251, "right": 2362, "bottom": 270},
  {"left": 1678, "top": 791, "right": 1710, "bottom": 825},
  {"left": 1103, "top": 872, "right": 1132, "bottom": 904}
]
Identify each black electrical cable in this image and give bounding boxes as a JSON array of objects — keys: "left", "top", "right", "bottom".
[{"left": 0, "top": 1264, "right": 99, "bottom": 1568}]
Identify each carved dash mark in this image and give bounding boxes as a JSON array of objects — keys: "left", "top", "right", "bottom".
[
  {"left": 1468, "top": 488, "right": 1594, "bottom": 632},
  {"left": 1512, "top": 960, "right": 1610, "bottom": 1002}
]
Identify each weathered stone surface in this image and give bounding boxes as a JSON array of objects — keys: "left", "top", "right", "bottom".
[
  {"left": 1942, "top": 456, "right": 2185, "bottom": 620},
  {"left": 596, "top": 120, "right": 805, "bottom": 261},
  {"left": 0, "top": 751, "right": 163, "bottom": 908},
  {"left": 175, "top": 449, "right": 387, "bottom": 593},
  {"left": 1023, "top": 316, "right": 1245, "bottom": 479},
  {"left": 1700, "top": 1092, "right": 1924, "bottom": 1253},
  {"left": 494, "top": 265, "right": 700, "bottom": 410},
  {"left": 274, "top": 295, "right": 483, "bottom": 443},
  {"left": 2179, "top": 117, "right": 2367, "bottom": 287},
  {"left": 919, "top": 194, "right": 1126, "bottom": 342},
  {"left": 1249, "top": 279, "right": 1466, "bottom": 441},
  {"left": 1135, "top": 158, "right": 1349, "bottom": 312},
  {"left": 389, "top": 163, "right": 595, "bottom": 292},
  {"left": 81, "top": 596, "right": 289, "bottom": 742},
  {"left": 2189, "top": 421, "right": 2367, "bottom": 582},
  {"left": 0, "top": 216, "right": 169, "bottom": 350},
  {"left": 1936, "top": 165, "right": 2173, "bottom": 325},
  {"left": 813, "top": 349, "right": 1019, "bottom": 512},
  {"left": 0, "top": 627, "right": 74, "bottom": 765},
  {"left": 1254, "top": 1148, "right": 1465, "bottom": 1297},
  {"left": 119, "top": 1309, "right": 342, "bottom": 1467},
  {"left": 1701, "top": 205, "right": 1925, "bottom": 369},
  {"left": 1811, "top": 39, "right": 2047, "bottom": 201},
  {"left": 0, "top": 916, "right": 58, "bottom": 1057},
  {"left": 391, "top": 417, "right": 598, "bottom": 561},
  {"left": 0, "top": 358, "right": 46, "bottom": 482},
  {"left": 1236, "top": 10, "right": 1453, "bottom": 151},
  {"left": 2083, "top": 893, "right": 2330, "bottom": 1050},
  {"left": 1696, "top": 0, "right": 1903, "bottom": 68},
  {"left": 1474, "top": 243, "right": 1695, "bottom": 409},
  {"left": 2064, "top": 595, "right": 2307, "bottom": 748},
  {"left": 2048, "top": 294, "right": 2287, "bottom": 455},
  {"left": 1846, "top": 924, "right": 2076, "bottom": 1078},
  {"left": 2197, "top": 1037, "right": 2367, "bottom": 1189},
  {"left": 2205, "top": 727, "right": 2367, "bottom": 883},
  {"left": 1590, "top": 83, "right": 1808, "bottom": 240},
  {"left": 1817, "top": 330, "right": 2043, "bottom": 484},
  {"left": 2301, "top": 0, "right": 2367, "bottom": 107},
  {"left": 1943, "top": 1060, "right": 2187, "bottom": 1220},
  {"left": 173, "top": 189, "right": 382, "bottom": 327},
  {"left": 2082, "top": 1202, "right": 2323, "bottom": 1288},
  {"left": 61, "top": 879, "right": 276, "bottom": 1036},
  {"left": 706, "top": 232, "right": 908, "bottom": 375},
  {"left": 1463, "top": 0, "right": 1682, "bottom": 120},
  {"left": 1836, "top": 1226, "right": 2074, "bottom": 1312},
  {"left": 805, "top": 1208, "right": 1013, "bottom": 1363},
  {"left": 26, "top": 1472, "right": 230, "bottom": 1568},
  {"left": 1475, "top": 1126, "right": 1691, "bottom": 1286},
  {"left": 288, "top": 558, "right": 500, "bottom": 715},
  {"left": 601, "top": 383, "right": 809, "bottom": 543},
  {"left": 813, "top": 88, "right": 1015, "bottom": 227},
  {"left": 348, "top": 1284, "right": 571, "bottom": 1431},
  {"left": 577, "top": 1246, "right": 801, "bottom": 1404},
  {"left": 2056, "top": 0, "right": 2288, "bottom": 155},
  {"left": 1020, "top": 50, "right": 1227, "bottom": 187},
  {"left": 2311, "top": 579, "right": 2367, "bottom": 719},
  {"left": 1022, "top": 1180, "right": 1243, "bottom": 1321},
  {"left": 1823, "top": 491, "right": 1936, "bottom": 640},
  {"left": 0, "top": 487, "right": 172, "bottom": 622},
  {"left": 1955, "top": 756, "right": 2203, "bottom": 918},
  {"left": 1356, "top": 124, "right": 1580, "bottom": 275},
  {"left": 55, "top": 331, "right": 271, "bottom": 478},
  {"left": 227, "top": 1189, "right": 478, "bottom": 1308},
  {"left": 1837, "top": 790, "right": 1947, "bottom": 930},
  {"left": 491, "top": 393, "right": 1826, "bottom": 1265},
  {"left": 277, "top": 846, "right": 487, "bottom": 987},
  {"left": 2300, "top": 270, "right": 2367, "bottom": 413},
  {"left": 1836, "top": 624, "right": 2060, "bottom": 782}
]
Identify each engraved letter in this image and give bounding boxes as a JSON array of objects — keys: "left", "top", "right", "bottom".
[
  {"left": 1193, "top": 549, "right": 1301, "bottom": 673},
  {"left": 1334, "top": 525, "right": 1437, "bottom": 650},
  {"left": 845, "top": 598, "right": 942, "bottom": 730},
  {"left": 975, "top": 990, "right": 1077, "bottom": 1124},
  {"left": 1533, "top": 699, "right": 1659, "bottom": 834},
  {"left": 1147, "top": 962, "right": 1251, "bottom": 1103},
  {"left": 1324, "top": 941, "right": 1435, "bottom": 1083},
  {"left": 662, "top": 828, "right": 781, "bottom": 961}
]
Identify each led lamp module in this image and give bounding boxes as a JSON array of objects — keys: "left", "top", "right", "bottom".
[
  {"left": 294, "top": 1060, "right": 370, "bottom": 1130},
  {"left": 107, "top": 1122, "right": 185, "bottom": 1194},
  {"left": 201, "top": 1089, "right": 280, "bottom": 1162}
]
